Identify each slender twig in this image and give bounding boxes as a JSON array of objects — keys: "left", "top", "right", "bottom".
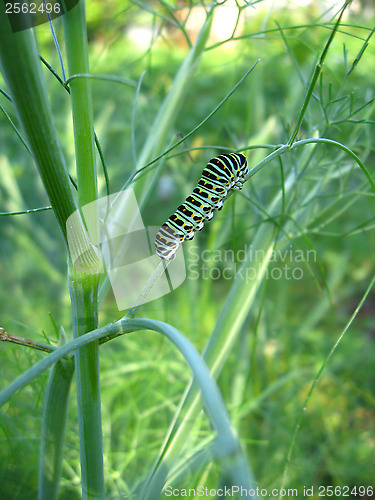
[{"left": 0, "top": 328, "right": 55, "bottom": 353}]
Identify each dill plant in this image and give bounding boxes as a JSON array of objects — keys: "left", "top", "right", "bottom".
[{"left": 0, "top": 1, "right": 374, "bottom": 499}]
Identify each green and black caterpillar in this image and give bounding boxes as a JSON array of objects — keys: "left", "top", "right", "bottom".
[{"left": 155, "top": 152, "right": 248, "bottom": 260}]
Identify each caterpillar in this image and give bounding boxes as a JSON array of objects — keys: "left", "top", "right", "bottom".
[{"left": 155, "top": 152, "right": 248, "bottom": 260}]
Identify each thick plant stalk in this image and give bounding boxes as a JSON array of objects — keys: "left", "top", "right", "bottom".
[
  {"left": 0, "top": 5, "right": 100, "bottom": 274},
  {"left": 61, "top": 0, "right": 97, "bottom": 208},
  {"left": 0, "top": 4, "right": 100, "bottom": 500},
  {"left": 0, "top": 6, "right": 76, "bottom": 243},
  {"left": 69, "top": 269, "right": 103, "bottom": 500},
  {"left": 61, "top": 2, "right": 104, "bottom": 499}
]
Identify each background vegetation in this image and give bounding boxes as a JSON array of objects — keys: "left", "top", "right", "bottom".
[{"left": 0, "top": 0, "right": 374, "bottom": 498}]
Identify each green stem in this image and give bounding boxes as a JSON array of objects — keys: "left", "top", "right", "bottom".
[
  {"left": 69, "top": 268, "right": 104, "bottom": 500},
  {"left": 62, "top": 0, "right": 97, "bottom": 208},
  {"left": 287, "top": 0, "right": 351, "bottom": 146},
  {"left": 0, "top": 5, "right": 76, "bottom": 244},
  {"left": 62, "top": 2, "right": 103, "bottom": 498},
  {"left": 0, "top": 5, "right": 102, "bottom": 273},
  {"left": 132, "top": 8, "right": 214, "bottom": 207},
  {"left": 279, "top": 271, "right": 375, "bottom": 498},
  {"left": 0, "top": 5, "right": 102, "bottom": 499},
  {"left": 1, "top": 316, "right": 256, "bottom": 499},
  {"left": 38, "top": 357, "right": 74, "bottom": 500}
]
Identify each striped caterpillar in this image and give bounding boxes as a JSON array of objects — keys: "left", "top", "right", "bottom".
[{"left": 154, "top": 152, "right": 248, "bottom": 260}]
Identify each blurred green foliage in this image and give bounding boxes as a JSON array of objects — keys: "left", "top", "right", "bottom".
[{"left": 0, "top": 0, "right": 374, "bottom": 498}]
